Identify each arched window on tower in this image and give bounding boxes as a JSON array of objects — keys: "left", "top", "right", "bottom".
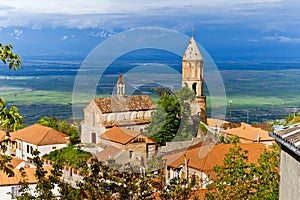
[{"left": 192, "top": 83, "right": 197, "bottom": 95}]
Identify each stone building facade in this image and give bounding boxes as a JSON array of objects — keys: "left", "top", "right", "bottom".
[
  {"left": 81, "top": 73, "right": 156, "bottom": 144},
  {"left": 182, "top": 36, "right": 207, "bottom": 124}
]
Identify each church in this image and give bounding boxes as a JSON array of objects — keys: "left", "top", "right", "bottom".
[{"left": 80, "top": 35, "right": 207, "bottom": 144}]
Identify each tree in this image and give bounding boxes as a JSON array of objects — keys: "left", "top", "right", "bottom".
[
  {"left": 160, "top": 176, "right": 197, "bottom": 200},
  {"left": 0, "top": 43, "right": 22, "bottom": 177},
  {"left": 205, "top": 144, "right": 280, "bottom": 200},
  {"left": 0, "top": 43, "right": 22, "bottom": 70},
  {"left": 0, "top": 98, "right": 24, "bottom": 136},
  {"left": 205, "top": 145, "right": 257, "bottom": 200},
  {"left": 145, "top": 87, "right": 195, "bottom": 146},
  {"left": 252, "top": 144, "right": 280, "bottom": 199}
]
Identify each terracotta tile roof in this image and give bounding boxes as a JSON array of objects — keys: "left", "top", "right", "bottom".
[
  {"left": 165, "top": 142, "right": 265, "bottom": 174},
  {"left": 0, "top": 130, "right": 6, "bottom": 142},
  {"left": 0, "top": 166, "right": 52, "bottom": 186},
  {"left": 221, "top": 123, "right": 274, "bottom": 142},
  {"left": 96, "top": 145, "right": 122, "bottom": 161},
  {"left": 10, "top": 124, "right": 68, "bottom": 146},
  {"left": 10, "top": 158, "right": 24, "bottom": 169},
  {"left": 93, "top": 95, "right": 155, "bottom": 113},
  {"left": 100, "top": 126, "right": 155, "bottom": 145},
  {"left": 207, "top": 118, "right": 230, "bottom": 128}
]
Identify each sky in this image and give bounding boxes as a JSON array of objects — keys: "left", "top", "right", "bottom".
[{"left": 1, "top": 0, "right": 300, "bottom": 60}]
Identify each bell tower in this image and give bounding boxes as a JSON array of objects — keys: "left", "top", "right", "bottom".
[
  {"left": 182, "top": 36, "right": 207, "bottom": 124},
  {"left": 117, "top": 72, "right": 125, "bottom": 97}
]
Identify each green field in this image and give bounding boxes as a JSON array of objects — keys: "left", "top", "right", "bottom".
[{"left": 1, "top": 68, "right": 300, "bottom": 124}]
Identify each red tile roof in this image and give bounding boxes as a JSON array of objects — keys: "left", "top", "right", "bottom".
[
  {"left": 93, "top": 95, "right": 155, "bottom": 113},
  {"left": 0, "top": 166, "right": 52, "bottom": 186},
  {"left": 0, "top": 130, "right": 6, "bottom": 142},
  {"left": 96, "top": 145, "right": 122, "bottom": 161},
  {"left": 222, "top": 123, "right": 274, "bottom": 142},
  {"left": 10, "top": 157, "right": 24, "bottom": 169},
  {"left": 100, "top": 126, "right": 155, "bottom": 145},
  {"left": 10, "top": 124, "right": 68, "bottom": 146},
  {"left": 165, "top": 142, "right": 265, "bottom": 174}
]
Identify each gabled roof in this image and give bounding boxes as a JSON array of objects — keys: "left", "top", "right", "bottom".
[
  {"left": 221, "top": 123, "right": 274, "bottom": 142},
  {"left": 100, "top": 126, "right": 155, "bottom": 145},
  {"left": 165, "top": 142, "right": 265, "bottom": 173},
  {"left": 0, "top": 130, "right": 6, "bottom": 142},
  {"left": 0, "top": 166, "right": 52, "bottom": 186},
  {"left": 207, "top": 118, "right": 230, "bottom": 128},
  {"left": 93, "top": 95, "right": 155, "bottom": 113},
  {"left": 10, "top": 157, "right": 24, "bottom": 169},
  {"left": 10, "top": 124, "right": 68, "bottom": 146},
  {"left": 96, "top": 145, "right": 122, "bottom": 161},
  {"left": 182, "top": 36, "right": 203, "bottom": 61},
  {"left": 270, "top": 123, "right": 300, "bottom": 156}
]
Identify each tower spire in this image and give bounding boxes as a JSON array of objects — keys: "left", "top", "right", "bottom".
[{"left": 117, "top": 71, "right": 125, "bottom": 97}]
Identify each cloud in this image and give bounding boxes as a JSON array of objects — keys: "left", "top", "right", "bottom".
[
  {"left": 0, "top": 0, "right": 294, "bottom": 30},
  {"left": 264, "top": 34, "right": 300, "bottom": 43},
  {"left": 8, "top": 29, "right": 23, "bottom": 39},
  {"left": 62, "top": 35, "right": 68, "bottom": 40}
]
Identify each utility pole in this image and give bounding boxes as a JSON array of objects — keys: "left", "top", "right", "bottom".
[{"left": 229, "top": 100, "right": 232, "bottom": 126}]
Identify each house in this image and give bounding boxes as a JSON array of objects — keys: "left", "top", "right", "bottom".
[
  {"left": 10, "top": 124, "right": 68, "bottom": 162},
  {"left": 270, "top": 123, "right": 300, "bottom": 200},
  {"left": 163, "top": 142, "right": 265, "bottom": 189},
  {"left": 96, "top": 126, "right": 156, "bottom": 170},
  {"left": 81, "top": 73, "right": 156, "bottom": 144},
  {"left": 221, "top": 122, "right": 274, "bottom": 145},
  {"left": 0, "top": 166, "right": 59, "bottom": 200}
]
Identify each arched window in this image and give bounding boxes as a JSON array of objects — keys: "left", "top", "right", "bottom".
[{"left": 192, "top": 83, "right": 197, "bottom": 95}]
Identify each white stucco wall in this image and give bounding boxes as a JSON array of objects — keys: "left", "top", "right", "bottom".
[
  {"left": 14, "top": 140, "right": 67, "bottom": 160},
  {"left": 279, "top": 148, "right": 300, "bottom": 200}
]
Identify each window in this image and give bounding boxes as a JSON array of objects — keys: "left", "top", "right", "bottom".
[
  {"left": 52, "top": 146, "right": 56, "bottom": 150},
  {"left": 30, "top": 146, "right": 33, "bottom": 155},
  {"left": 11, "top": 186, "right": 20, "bottom": 199},
  {"left": 129, "top": 151, "right": 134, "bottom": 159},
  {"left": 26, "top": 145, "right": 29, "bottom": 154}
]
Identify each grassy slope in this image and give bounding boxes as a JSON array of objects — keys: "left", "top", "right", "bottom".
[{"left": 43, "top": 145, "right": 93, "bottom": 168}]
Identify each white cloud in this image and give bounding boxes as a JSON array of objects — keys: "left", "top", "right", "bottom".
[
  {"left": 264, "top": 34, "right": 300, "bottom": 43},
  {"left": 8, "top": 29, "right": 23, "bottom": 39},
  {"left": 62, "top": 35, "right": 68, "bottom": 40},
  {"left": 0, "top": 0, "right": 297, "bottom": 33}
]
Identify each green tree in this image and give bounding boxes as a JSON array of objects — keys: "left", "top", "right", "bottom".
[
  {"left": 0, "top": 43, "right": 22, "bottom": 177},
  {"left": 78, "top": 158, "right": 119, "bottom": 200},
  {"left": 0, "top": 98, "right": 24, "bottom": 136},
  {"left": 205, "top": 145, "right": 280, "bottom": 200},
  {"left": 0, "top": 98, "right": 24, "bottom": 177},
  {"left": 0, "top": 43, "right": 22, "bottom": 70},
  {"left": 160, "top": 176, "right": 197, "bottom": 200},
  {"left": 205, "top": 146, "right": 257, "bottom": 200},
  {"left": 145, "top": 87, "right": 195, "bottom": 146},
  {"left": 252, "top": 144, "right": 280, "bottom": 199}
]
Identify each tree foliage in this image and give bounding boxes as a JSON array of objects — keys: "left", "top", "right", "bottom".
[
  {"left": 160, "top": 176, "right": 197, "bottom": 200},
  {"left": 0, "top": 43, "right": 22, "bottom": 70},
  {"left": 0, "top": 98, "right": 24, "bottom": 135},
  {"left": 145, "top": 87, "right": 195, "bottom": 146},
  {"left": 205, "top": 144, "right": 280, "bottom": 200}
]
